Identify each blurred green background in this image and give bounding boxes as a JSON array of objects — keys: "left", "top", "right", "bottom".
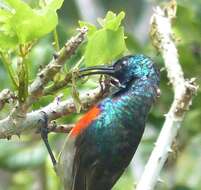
[{"left": 0, "top": 0, "right": 201, "bottom": 190}]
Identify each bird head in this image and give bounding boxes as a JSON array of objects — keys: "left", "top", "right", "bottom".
[{"left": 79, "top": 54, "right": 160, "bottom": 87}]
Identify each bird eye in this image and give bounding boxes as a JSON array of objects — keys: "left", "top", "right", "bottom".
[
  {"left": 113, "top": 59, "right": 128, "bottom": 71},
  {"left": 116, "top": 63, "right": 123, "bottom": 70},
  {"left": 115, "top": 60, "right": 127, "bottom": 71},
  {"left": 122, "top": 60, "right": 127, "bottom": 66}
]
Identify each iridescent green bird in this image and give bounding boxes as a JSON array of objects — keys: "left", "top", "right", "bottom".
[{"left": 57, "top": 54, "right": 160, "bottom": 190}]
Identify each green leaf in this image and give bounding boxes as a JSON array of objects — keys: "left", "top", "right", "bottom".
[
  {"left": 0, "top": 33, "right": 18, "bottom": 50},
  {"left": 98, "top": 11, "right": 125, "bottom": 31},
  {"left": 84, "top": 27, "right": 127, "bottom": 66},
  {"left": 0, "top": 8, "right": 18, "bottom": 50},
  {"left": 0, "top": 0, "right": 64, "bottom": 46},
  {"left": 48, "top": 0, "right": 64, "bottom": 10},
  {"left": 81, "top": 11, "right": 127, "bottom": 66}
]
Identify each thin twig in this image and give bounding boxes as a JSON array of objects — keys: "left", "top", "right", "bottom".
[
  {"left": 28, "top": 27, "right": 88, "bottom": 106},
  {"left": 44, "top": 73, "right": 72, "bottom": 95},
  {"left": 136, "top": 1, "right": 198, "bottom": 190},
  {"left": 48, "top": 123, "right": 74, "bottom": 133}
]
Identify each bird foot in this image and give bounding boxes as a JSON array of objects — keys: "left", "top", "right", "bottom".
[
  {"left": 37, "top": 111, "right": 57, "bottom": 166},
  {"left": 110, "top": 78, "right": 125, "bottom": 89}
]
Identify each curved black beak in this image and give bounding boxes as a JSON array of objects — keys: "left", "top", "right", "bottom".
[{"left": 78, "top": 65, "right": 115, "bottom": 78}]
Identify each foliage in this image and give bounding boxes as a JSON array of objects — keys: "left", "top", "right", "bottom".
[
  {"left": 0, "top": 0, "right": 63, "bottom": 50},
  {"left": 80, "top": 11, "right": 127, "bottom": 66}
]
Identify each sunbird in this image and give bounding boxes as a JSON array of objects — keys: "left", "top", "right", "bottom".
[{"left": 41, "top": 54, "right": 160, "bottom": 190}]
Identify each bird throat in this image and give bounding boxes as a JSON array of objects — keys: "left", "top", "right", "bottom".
[{"left": 109, "top": 77, "right": 158, "bottom": 129}]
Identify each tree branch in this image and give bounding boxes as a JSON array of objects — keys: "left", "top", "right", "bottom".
[
  {"left": 48, "top": 123, "right": 74, "bottom": 133},
  {"left": 136, "top": 1, "right": 198, "bottom": 190},
  {"left": 0, "top": 27, "right": 88, "bottom": 138},
  {"left": 43, "top": 73, "right": 72, "bottom": 95},
  {"left": 0, "top": 82, "right": 110, "bottom": 139},
  {"left": 27, "top": 27, "right": 88, "bottom": 106},
  {"left": 0, "top": 89, "right": 16, "bottom": 111}
]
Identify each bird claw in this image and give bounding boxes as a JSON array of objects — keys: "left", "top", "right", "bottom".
[
  {"left": 38, "top": 111, "right": 57, "bottom": 166},
  {"left": 110, "top": 78, "right": 126, "bottom": 89},
  {"left": 37, "top": 111, "right": 49, "bottom": 134}
]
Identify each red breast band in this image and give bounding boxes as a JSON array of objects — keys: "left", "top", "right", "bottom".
[{"left": 70, "top": 106, "right": 101, "bottom": 137}]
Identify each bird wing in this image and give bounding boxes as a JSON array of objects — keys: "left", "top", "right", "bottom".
[
  {"left": 57, "top": 105, "right": 103, "bottom": 190},
  {"left": 58, "top": 102, "right": 134, "bottom": 190},
  {"left": 69, "top": 121, "right": 126, "bottom": 190}
]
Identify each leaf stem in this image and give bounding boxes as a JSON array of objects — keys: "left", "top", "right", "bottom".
[
  {"left": 0, "top": 52, "right": 18, "bottom": 89},
  {"left": 18, "top": 44, "right": 29, "bottom": 102},
  {"left": 53, "top": 28, "right": 60, "bottom": 51}
]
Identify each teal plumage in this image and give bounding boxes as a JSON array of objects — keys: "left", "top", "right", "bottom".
[{"left": 58, "top": 54, "right": 160, "bottom": 190}]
